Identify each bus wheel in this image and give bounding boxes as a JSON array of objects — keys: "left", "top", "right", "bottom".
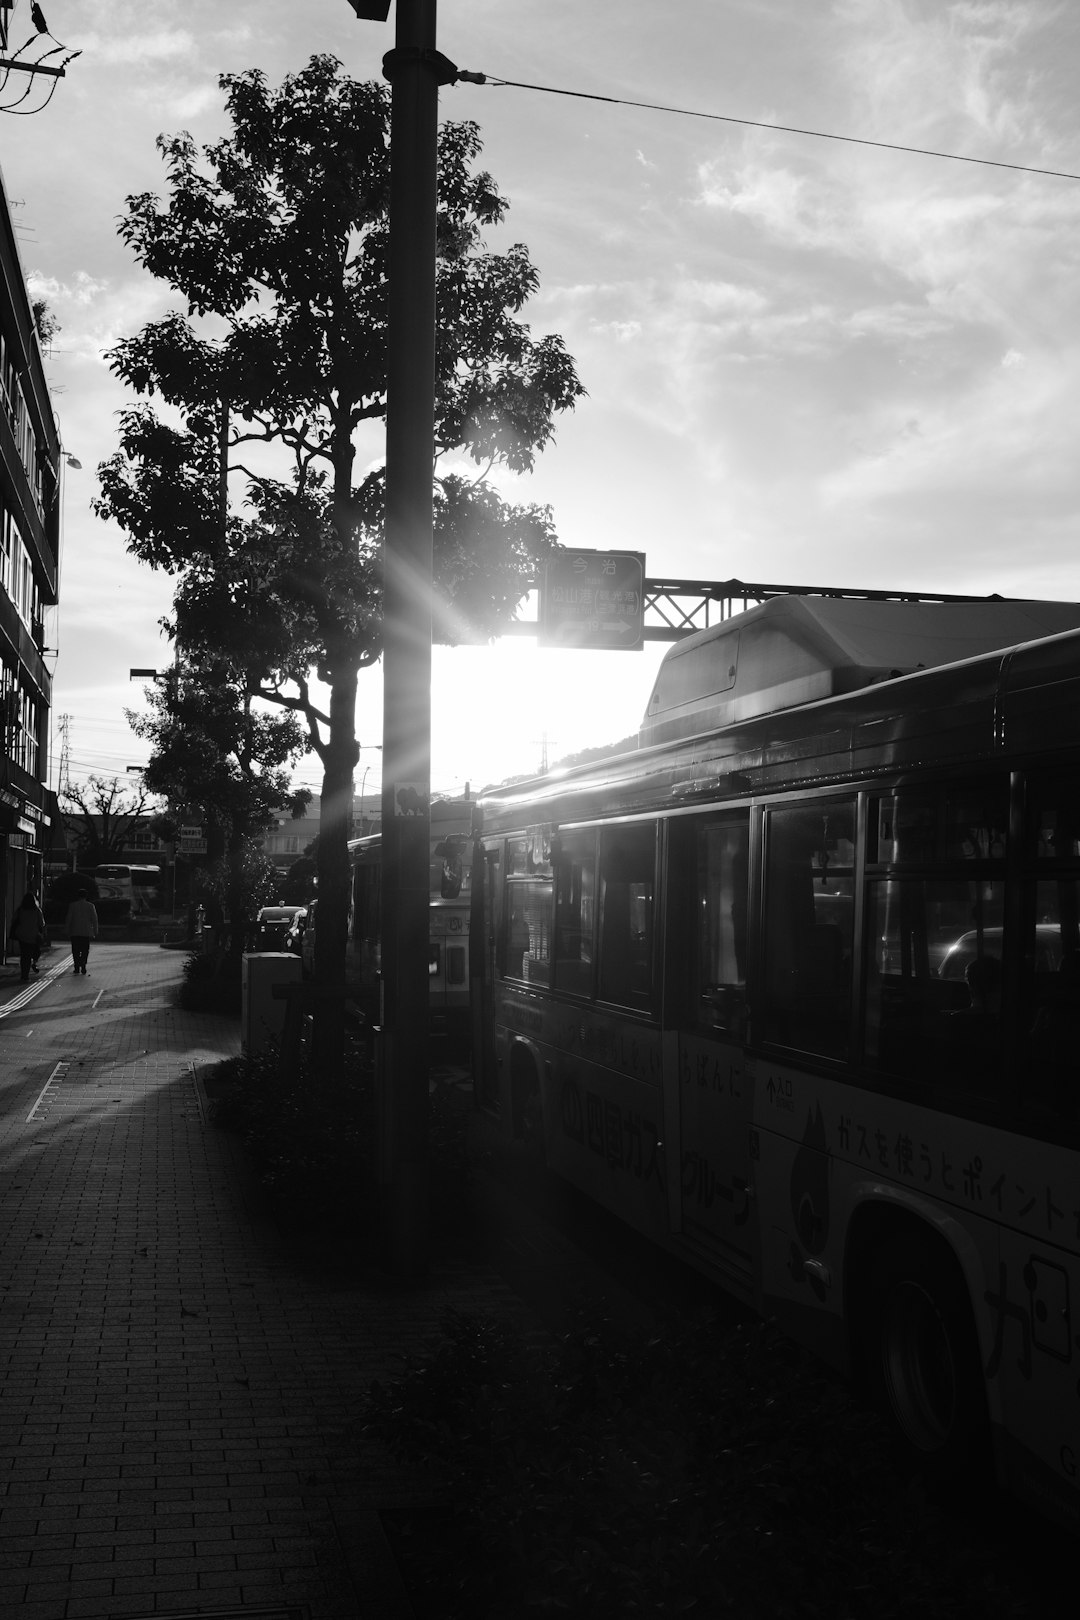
[{"left": 870, "top": 1235, "right": 989, "bottom": 1481}]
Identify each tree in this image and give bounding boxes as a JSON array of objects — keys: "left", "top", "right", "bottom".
[
  {"left": 198, "top": 847, "right": 281, "bottom": 934},
  {"left": 280, "top": 854, "right": 318, "bottom": 906},
  {"left": 127, "top": 660, "right": 310, "bottom": 948},
  {"left": 31, "top": 297, "right": 60, "bottom": 349},
  {"left": 94, "top": 54, "right": 583, "bottom": 1072},
  {"left": 60, "top": 775, "right": 156, "bottom": 867}
]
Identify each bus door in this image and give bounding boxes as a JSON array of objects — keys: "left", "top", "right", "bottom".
[{"left": 665, "top": 811, "right": 755, "bottom": 1300}]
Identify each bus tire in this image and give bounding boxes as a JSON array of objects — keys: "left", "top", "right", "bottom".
[{"left": 867, "top": 1232, "right": 990, "bottom": 1483}]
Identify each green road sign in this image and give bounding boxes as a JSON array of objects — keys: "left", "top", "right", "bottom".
[{"left": 539, "top": 549, "right": 646, "bottom": 650}]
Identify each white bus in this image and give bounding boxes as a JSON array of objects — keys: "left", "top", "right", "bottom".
[
  {"left": 470, "top": 595, "right": 1080, "bottom": 1528},
  {"left": 92, "top": 863, "right": 164, "bottom": 920},
  {"left": 346, "top": 797, "right": 473, "bottom": 1034}
]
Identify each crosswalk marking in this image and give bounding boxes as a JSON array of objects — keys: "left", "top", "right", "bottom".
[{"left": 0, "top": 959, "right": 71, "bottom": 1020}]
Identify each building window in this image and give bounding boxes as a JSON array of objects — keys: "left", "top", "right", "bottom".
[
  {"left": 0, "top": 507, "right": 40, "bottom": 628},
  {"left": 2, "top": 673, "right": 40, "bottom": 778}
]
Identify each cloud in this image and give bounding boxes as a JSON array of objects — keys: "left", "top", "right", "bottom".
[
  {"left": 591, "top": 319, "right": 641, "bottom": 343},
  {"left": 161, "top": 84, "right": 222, "bottom": 120},
  {"left": 836, "top": 0, "right": 1044, "bottom": 149},
  {"left": 821, "top": 341, "right": 1080, "bottom": 512},
  {"left": 76, "top": 27, "right": 198, "bottom": 68},
  {"left": 48, "top": 278, "right": 176, "bottom": 365},
  {"left": 26, "top": 271, "right": 109, "bottom": 309}
]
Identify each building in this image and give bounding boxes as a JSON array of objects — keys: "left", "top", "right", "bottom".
[
  {"left": 0, "top": 157, "right": 61, "bottom": 938},
  {"left": 262, "top": 796, "right": 379, "bottom": 872}
]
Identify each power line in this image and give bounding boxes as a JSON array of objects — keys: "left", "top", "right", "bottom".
[{"left": 462, "top": 72, "right": 1080, "bottom": 183}]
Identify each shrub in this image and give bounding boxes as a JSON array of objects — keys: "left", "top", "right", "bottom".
[
  {"left": 179, "top": 946, "right": 241, "bottom": 1012},
  {"left": 203, "top": 1035, "right": 375, "bottom": 1225},
  {"left": 364, "top": 1307, "right": 1046, "bottom": 1620}
]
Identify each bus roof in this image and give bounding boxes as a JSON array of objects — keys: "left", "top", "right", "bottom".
[
  {"left": 479, "top": 614, "right": 1080, "bottom": 831},
  {"left": 347, "top": 796, "right": 474, "bottom": 858},
  {"left": 640, "top": 596, "right": 1080, "bottom": 746}
]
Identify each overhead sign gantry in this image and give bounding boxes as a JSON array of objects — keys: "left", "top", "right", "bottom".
[{"left": 531, "top": 559, "right": 1008, "bottom": 647}]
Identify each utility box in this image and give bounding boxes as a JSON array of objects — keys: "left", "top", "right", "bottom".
[{"left": 242, "top": 952, "right": 302, "bottom": 1055}]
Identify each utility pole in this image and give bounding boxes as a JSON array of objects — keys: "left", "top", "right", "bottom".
[
  {"left": 350, "top": 0, "right": 446, "bottom": 1272},
  {"left": 56, "top": 712, "right": 71, "bottom": 795}
]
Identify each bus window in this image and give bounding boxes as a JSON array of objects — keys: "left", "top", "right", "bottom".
[
  {"left": 553, "top": 829, "right": 596, "bottom": 997},
  {"left": 1021, "top": 772, "right": 1080, "bottom": 1134},
  {"left": 597, "top": 822, "right": 656, "bottom": 1012},
  {"left": 693, "top": 815, "right": 749, "bottom": 1036},
  {"left": 761, "top": 800, "right": 855, "bottom": 1059},
  {"left": 872, "top": 782, "right": 1008, "bottom": 865},
  {"left": 1021, "top": 879, "right": 1080, "bottom": 1132},
  {"left": 1029, "top": 769, "right": 1080, "bottom": 860},
  {"left": 434, "top": 837, "right": 467, "bottom": 899},
  {"left": 500, "top": 836, "right": 552, "bottom": 983},
  {"left": 864, "top": 877, "right": 1005, "bottom": 1097}
]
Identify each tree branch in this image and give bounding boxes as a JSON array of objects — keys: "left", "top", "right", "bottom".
[{"left": 253, "top": 680, "right": 331, "bottom": 739}]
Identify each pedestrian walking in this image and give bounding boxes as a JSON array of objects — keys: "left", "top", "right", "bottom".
[
  {"left": 64, "top": 888, "right": 99, "bottom": 974},
  {"left": 9, "top": 891, "right": 47, "bottom": 983}
]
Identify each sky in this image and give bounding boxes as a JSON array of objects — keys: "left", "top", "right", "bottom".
[{"left": 2, "top": 0, "right": 1079, "bottom": 804}]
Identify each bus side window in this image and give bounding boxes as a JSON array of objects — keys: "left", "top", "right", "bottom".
[
  {"left": 597, "top": 822, "right": 656, "bottom": 1012},
  {"left": 498, "top": 836, "right": 552, "bottom": 983},
  {"left": 693, "top": 815, "right": 749, "bottom": 1036},
  {"left": 863, "top": 877, "right": 1004, "bottom": 1096},
  {"left": 761, "top": 800, "right": 855, "bottom": 1059},
  {"left": 1020, "top": 769, "right": 1080, "bottom": 1137},
  {"left": 553, "top": 830, "right": 596, "bottom": 997},
  {"left": 1022, "top": 883, "right": 1080, "bottom": 1134},
  {"left": 862, "top": 776, "right": 1009, "bottom": 1103}
]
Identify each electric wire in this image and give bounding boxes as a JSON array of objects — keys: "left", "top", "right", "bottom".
[{"left": 466, "top": 73, "right": 1080, "bottom": 183}]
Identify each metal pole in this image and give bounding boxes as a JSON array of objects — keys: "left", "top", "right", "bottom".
[{"left": 379, "top": 0, "right": 438, "bottom": 1274}]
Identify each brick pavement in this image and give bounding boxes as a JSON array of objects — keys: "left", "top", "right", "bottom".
[{"left": 0, "top": 941, "right": 531, "bottom": 1619}]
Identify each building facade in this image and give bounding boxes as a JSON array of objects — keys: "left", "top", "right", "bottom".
[
  {"left": 262, "top": 796, "right": 378, "bottom": 871},
  {"left": 0, "top": 158, "right": 61, "bottom": 938}
]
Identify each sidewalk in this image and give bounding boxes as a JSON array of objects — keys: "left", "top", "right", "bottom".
[{"left": 0, "top": 941, "right": 533, "bottom": 1619}]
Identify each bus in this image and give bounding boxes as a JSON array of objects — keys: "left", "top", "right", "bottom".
[
  {"left": 92, "top": 863, "right": 164, "bottom": 921},
  {"left": 346, "top": 797, "right": 472, "bottom": 1035},
  {"left": 470, "top": 594, "right": 1080, "bottom": 1528}
]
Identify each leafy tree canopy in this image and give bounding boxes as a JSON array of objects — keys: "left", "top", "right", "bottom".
[
  {"left": 127, "top": 662, "right": 311, "bottom": 940},
  {"left": 197, "top": 849, "right": 281, "bottom": 923},
  {"left": 93, "top": 54, "right": 584, "bottom": 1065},
  {"left": 95, "top": 54, "right": 582, "bottom": 743},
  {"left": 127, "top": 663, "right": 310, "bottom": 834}
]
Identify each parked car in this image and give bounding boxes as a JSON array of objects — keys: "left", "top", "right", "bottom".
[
  {"left": 938, "top": 923, "right": 1062, "bottom": 980},
  {"left": 283, "top": 906, "right": 308, "bottom": 957},
  {"left": 253, "top": 904, "right": 305, "bottom": 951}
]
